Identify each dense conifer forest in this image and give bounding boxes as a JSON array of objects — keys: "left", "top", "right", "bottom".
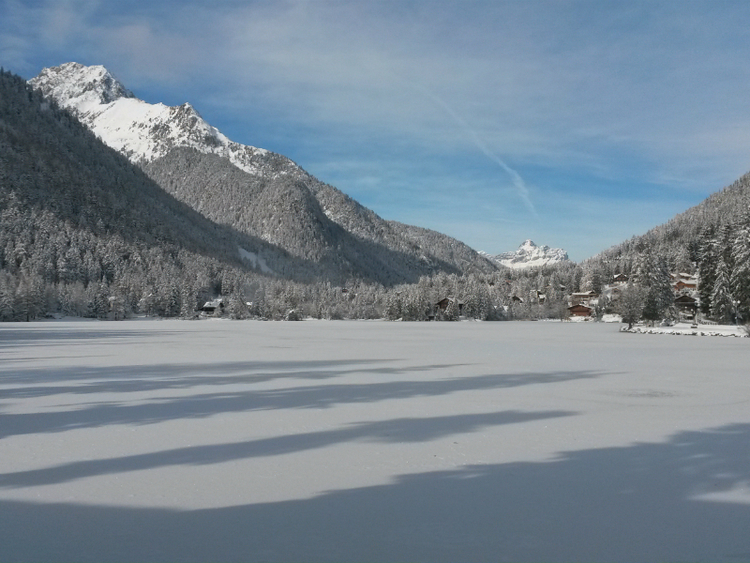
[{"left": 578, "top": 175, "right": 750, "bottom": 324}]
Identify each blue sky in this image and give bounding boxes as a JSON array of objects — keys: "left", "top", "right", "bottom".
[{"left": 4, "top": 0, "right": 750, "bottom": 261}]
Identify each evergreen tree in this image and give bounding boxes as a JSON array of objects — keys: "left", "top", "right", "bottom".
[
  {"left": 698, "top": 229, "right": 718, "bottom": 316},
  {"left": 92, "top": 281, "right": 111, "bottom": 319},
  {"left": 710, "top": 256, "right": 735, "bottom": 323},
  {"left": 0, "top": 274, "right": 16, "bottom": 321},
  {"left": 228, "top": 293, "right": 249, "bottom": 319},
  {"left": 652, "top": 257, "right": 675, "bottom": 321},
  {"left": 730, "top": 219, "right": 750, "bottom": 322},
  {"left": 618, "top": 284, "right": 646, "bottom": 329},
  {"left": 385, "top": 292, "right": 403, "bottom": 320}
]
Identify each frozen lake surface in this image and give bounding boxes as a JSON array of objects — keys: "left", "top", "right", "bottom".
[{"left": 1, "top": 319, "right": 749, "bottom": 562}]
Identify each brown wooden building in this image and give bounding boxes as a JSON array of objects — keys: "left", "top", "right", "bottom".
[{"left": 568, "top": 304, "right": 593, "bottom": 317}]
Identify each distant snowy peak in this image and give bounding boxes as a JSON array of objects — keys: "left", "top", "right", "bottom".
[
  {"left": 31, "top": 62, "right": 134, "bottom": 107},
  {"left": 29, "top": 62, "right": 270, "bottom": 174},
  {"left": 483, "top": 240, "right": 569, "bottom": 269}
]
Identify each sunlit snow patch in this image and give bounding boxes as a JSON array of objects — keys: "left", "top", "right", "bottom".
[{"left": 238, "top": 246, "right": 273, "bottom": 274}]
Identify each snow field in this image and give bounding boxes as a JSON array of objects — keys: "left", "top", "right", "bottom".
[{"left": 0, "top": 319, "right": 749, "bottom": 562}]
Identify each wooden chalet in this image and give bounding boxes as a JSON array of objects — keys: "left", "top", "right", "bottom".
[
  {"left": 436, "top": 297, "right": 464, "bottom": 314},
  {"left": 674, "top": 294, "right": 698, "bottom": 319},
  {"left": 674, "top": 279, "right": 697, "bottom": 292},
  {"left": 199, "top": 298, "right": 224, "bottom": 314},
  {"left": 671, "top": 273, "right": 698, "bottom": 292},
  {"left": 570, "top": 291, "right": 598, "bottom": 306},
  {"left": 568, "top": 304, "right": 593, "bottom": 317},
  {"left": 532, "top": 290, "right": 546, "bottom": 304}
]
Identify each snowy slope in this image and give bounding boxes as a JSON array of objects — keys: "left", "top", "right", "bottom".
[
  {"left": 29, "top": 62, "right": 269, "bottom": 174},
  {"left": 483, "top": 239, "right": 569, "bottom": 269}
]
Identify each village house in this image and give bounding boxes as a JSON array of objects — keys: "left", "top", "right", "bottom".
[
  {"left": 568, "top": 304, "right": 593, "bottom": 317},
  {"left": 570, "top": 290, "right": 598, "bottom": 306},
  {"left": 436, "top": 297, "right": 464, "bottom": 315},
  {"left": 674, "top": 294, "right": 698, "bottom": 320},
  {"left": 672, "top": 273, "right": 698, "bottom": 292},
  {"left": 199, "top": 298, "right": 224, "bottom": 314}
]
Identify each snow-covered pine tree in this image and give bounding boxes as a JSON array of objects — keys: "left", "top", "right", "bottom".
[
  {"left": 730, "top": 215, "right": 750, "bottom": 322},
  {"left": 698, "top": 227, "right": 718, "bottom": 317},
  {"left": 0, "top": 273, "right": 16, "bottom": 321},
  {"left": 710, "top": 255, "right": 735, "bottom": 323},
  {"left": 618, "top": 283, "right": 646, "bottom": 329}
]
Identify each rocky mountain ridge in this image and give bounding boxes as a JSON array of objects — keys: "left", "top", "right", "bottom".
[
  {"left": 30, "top": 63, "right": 497, "bottom": 285},
  {"left": 483, "top": 240, "right": 569, "bottom": 269},
  {"left": 29, "top": 62, "right": 272, "bottom": 175}
]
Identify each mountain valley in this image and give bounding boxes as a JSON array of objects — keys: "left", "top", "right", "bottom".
[{"left": 1, "top": 62, "right": 749, "bottom": 323}]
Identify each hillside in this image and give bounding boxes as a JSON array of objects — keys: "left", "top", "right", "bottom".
[
  {"left": 0, "top": 69, "right": 321, "bottom": 320},
  {"left": 29, "top": 63, "right": 498, "bottom": 285},
  {"left": 142, "top": 147, "right": 491, "bottom": 286},
  {"left": 580, "top": 173, "right": 750, "bottom": 322}
]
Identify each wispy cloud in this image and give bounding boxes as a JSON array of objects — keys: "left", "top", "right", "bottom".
[{"left": 417, "top": 87, "right": 538, "bottom": 218}]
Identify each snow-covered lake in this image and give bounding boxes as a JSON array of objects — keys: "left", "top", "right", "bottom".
[{"left": 1, "top": 319, "right": 749, "bottom": 562}]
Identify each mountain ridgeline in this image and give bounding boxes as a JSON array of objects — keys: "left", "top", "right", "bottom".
[
  {"left": 141, "top": 147, "right": 494, "bottom": 286},
  {"left": 29, "top": 63, "right": 497, "bottom": 287},
  {"left": 482, "top": 240, "right": 569, "bottom": 270}
]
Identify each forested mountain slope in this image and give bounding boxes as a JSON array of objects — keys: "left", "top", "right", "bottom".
[
  {"left": 30, "top": 63, "right": 498, "bottom": 285},
  {"left": 142, "top": 148, "right": 490, "bottom": 286},
  {"left": 0, "top": 69, "right": 324, "bottom": 319},
  {"left": 580, "top": 173, "right": 750, "bottom": 322},
  {"left": 590, "top": 174, "right": 750, "bottom": 270}
]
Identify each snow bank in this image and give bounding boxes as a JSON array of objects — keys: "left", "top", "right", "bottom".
[{"left": 622, "top": 321, "right": 748, "bottom": 337}]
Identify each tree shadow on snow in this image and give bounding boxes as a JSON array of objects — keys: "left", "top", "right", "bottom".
[
  {"left": 1, "top": 423, "right": 749, "bottom": 562},
  {"left": 0, "top": 410, "right": 575, "bottom": 488},
  {"left": 0, "top": 359, "right": 416, "bottom": 394},
  {"left": 0, "top": 367, "right": 603, "bottom": 438},
  {"left": 0, "top": 325, "right": 187, "bottom": 350}
]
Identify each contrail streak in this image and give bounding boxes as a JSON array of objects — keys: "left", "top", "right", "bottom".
[{"left": 422, "top": 89, "right": 538, "bottom": 218}]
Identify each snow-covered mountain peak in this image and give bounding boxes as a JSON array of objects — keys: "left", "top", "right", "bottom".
[
  {"left": 29, "top": 63, "right": 270, "bottom": 174},
  {"left": 30, "top": 62, "right": 134, "bottom": 109},
  {"left": 483, "top": 240, "right": 569, "bottom": 269}
]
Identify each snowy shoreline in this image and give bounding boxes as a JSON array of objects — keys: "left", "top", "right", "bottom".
[
  {"left": 32, "top": 313, "right": 750, "bottom": 338},
  {"left": 621, "top": 321, "right": 748, "bottom": 338}
]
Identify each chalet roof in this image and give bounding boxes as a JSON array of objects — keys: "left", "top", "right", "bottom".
[
  {"left": 436, "top": 297, "right": 463, "bottom": 305},
  {"left": 201, "top": 298, "right": 224, "bottom": 310}
]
